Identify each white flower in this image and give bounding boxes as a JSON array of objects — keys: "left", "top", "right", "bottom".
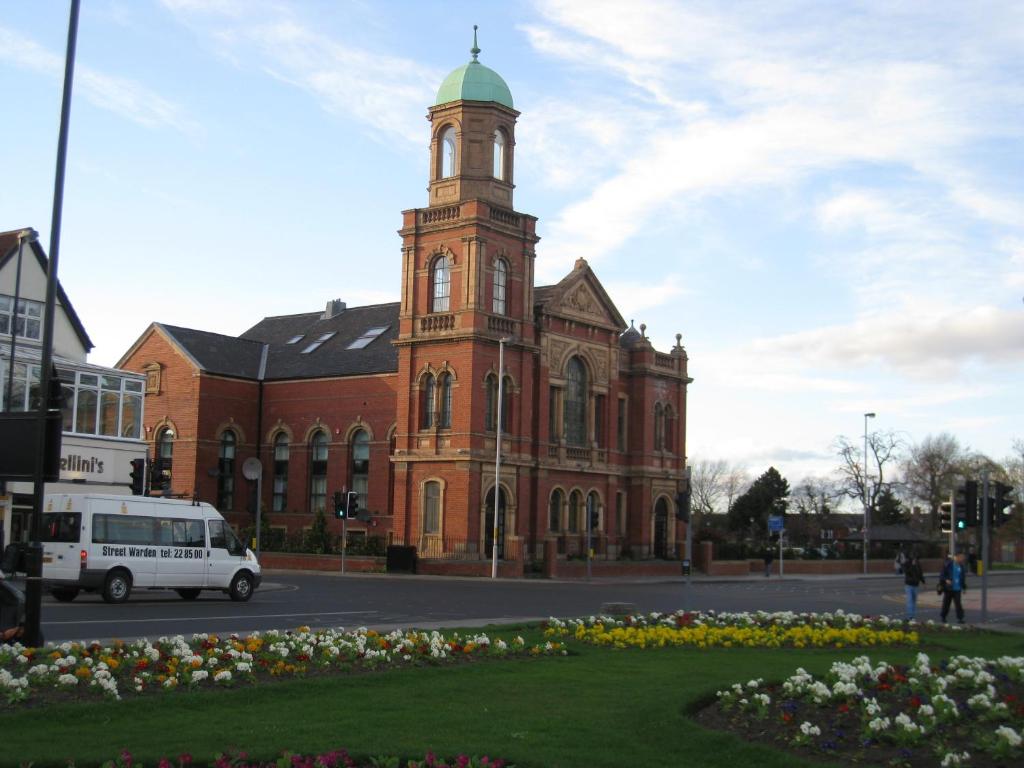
[
  {"left": 868, "top": 716, "right": 890, "bottom": 732},
  {"left": 941, "top": 751, "right": 970, "bottom": 767},
  {"left": 214, "top": 670, "right": 232, "bottom": 683},
  {"left": 57, "top": 673, "right": 78, "bottom": 687},
  {"left": 800, "top": 721, "right": 821, "bottom": 737},
  {"left": 995, "top": 726, "right": 1022, "bottom": 748}
]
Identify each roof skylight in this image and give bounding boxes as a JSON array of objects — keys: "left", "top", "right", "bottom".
[
  {"left": 346, "top": 325, "right": 390, "bottom": 350},
  {"left": 300, "top": 331, "right": 337, "bottom": 354}
]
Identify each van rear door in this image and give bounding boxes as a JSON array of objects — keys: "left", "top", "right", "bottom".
[{"left": 41, "top": 511, "right": 82, "bottom": 582}]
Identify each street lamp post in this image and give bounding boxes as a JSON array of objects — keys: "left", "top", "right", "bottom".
[
  {"left": 491, "top": 337, "right": 511, "bottom": 579},
  {"left": 862, "top": 412, "right": 876, "bottom": 575}
]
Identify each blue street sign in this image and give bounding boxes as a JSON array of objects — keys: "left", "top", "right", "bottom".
[{"left": 768, "top": 516, "right": 784, "bottom": 532}]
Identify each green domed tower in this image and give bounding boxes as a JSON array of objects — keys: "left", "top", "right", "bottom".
[{"left": 425, "top": 26, "right": 519, "bottom": 209}]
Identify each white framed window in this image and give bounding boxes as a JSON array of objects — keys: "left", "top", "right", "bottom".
[
  {"left": 441, "top": 127, "right": 456, "bottom": 178},
  {"left": 492, "top": 258, "right": 507, "bottom": 315},
  {"left": 431, "top": 256, "right": 450, "bottom": 313},
  {"left": 493, "top": 129, "right": 506, "bottom": 180},
  {"left": 0, "top": 294, "right": 43, "bottom": 341}
]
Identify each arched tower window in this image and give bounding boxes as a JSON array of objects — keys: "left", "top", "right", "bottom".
[
  {"left": 664, "top": 405, "right": 675, "bottom": 453},
  {"left": 493, "top": 129, "right": 505, "bottom": 180},
  {"left": 351, "top": 429, "right": 370, "bottom": 510},
  {"left": 431, "top": 256, "right": 450, "bottom": 313},
  {"left": 485, "top": 373, "right": 511, "bottom": 433},
  {"left": 492, "top": 258, "right": 507, "bottom": 315},
  {"left": 564, "top": 356, "right": 587, "bottom": 447},
  {"left": 309, "top": 430, "right": 328, "bottom": 514},
  {"left": 272, "top": 433, "right": 289, "bottom": 513},
  {"left": 421, "top": 375, "right": 436, "bottom": 429},
  {"left": 217, "top": 430, "right": 237, "bottom": 511},
  {"left": 438, "top": 372, "right": 452, "bottom": 429},
  {"left": 441, "top": 127, "right": 456, "bottom": 178},
  {"left": 549, "top": 489, "right": 564, "bottom": 533},
  {"left": 654, "top": 403, "right": 665, "bottom": 451}
]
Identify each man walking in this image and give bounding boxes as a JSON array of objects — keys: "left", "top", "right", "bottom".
[
  {"left": 902, "top": 553, "right": 925, "bottom": 621},
  {"left": 940, "top": 552, "right": 968, "bottom": 624}
]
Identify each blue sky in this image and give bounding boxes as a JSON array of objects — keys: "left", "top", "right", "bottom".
[{"left": 2, "top": 1, "right": 1022, "bottom": 487}]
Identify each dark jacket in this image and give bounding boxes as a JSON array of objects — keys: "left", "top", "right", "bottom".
[
  {"left": 903, "top": 560, "right": 925, "bottom": 587},
  {"left": 940, "top": 559, "right": 968, "bottom": 592}
]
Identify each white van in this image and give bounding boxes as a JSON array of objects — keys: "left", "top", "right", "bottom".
[{"left": 40, "top": 493, "right": 261, "bottom": 603}]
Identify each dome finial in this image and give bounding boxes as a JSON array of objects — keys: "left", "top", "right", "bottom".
[{"left": 471, "top": 25, "right": 480, "bottom": 61}]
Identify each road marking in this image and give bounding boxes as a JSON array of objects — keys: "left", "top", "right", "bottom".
[{"left": 44, "top": 610, "right": 379, "bottom": 626}]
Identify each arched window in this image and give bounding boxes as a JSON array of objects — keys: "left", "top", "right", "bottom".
[
  {"left": 438, "top": 372, "right": 452, "bottom": 429},
  {"left": 309, "top": 430, "right": 328, "bottom": 514},
  {"left": 272, "top": 433, "right": 289, "bottom": 513},
  {"left": 493, "top": 129, "right": 506, "bottom": 180},
  {"left": 564, "top": 356, "right": 587, "bottom": 447},
  {"left": 156, "top": 427, "right": 174, "bottom": 489},
  {"left": 423, "top": 480, "right": 441, "bottom": 534},
  {"left": 441, "top": 127, "right": 456, "bottom": 178},
  {"left": 217, "top": 430, "right": 237, "bottom": 511},
  {"left": 587, "top": 491, "right": 601, "bottom": 533},
  {"left": 351, "top": 429, "right": 369, "bottom": 510},
  {"left": 664, "top": 405, "right": 674, "bottom": 453},
  {"left": 485, "top": 374, "right": 497, "bottom": 432},
  {"left": 549, "top": 489, "right": 564, "bottom": 533},
  {"left": 654, "top": 403, "right": 665, "bottom": 451},
  {"left": 421, "top": 375, "right": 436, "bottom": 429},
  {"left": 492, "top": 258, "right": 507, "bottom": 315},
  {"left": 431, "top": 256, "right": 450, "bottom": 313},
  {"left": 568, "top": 490, "right": 582, "bottom": 533}
]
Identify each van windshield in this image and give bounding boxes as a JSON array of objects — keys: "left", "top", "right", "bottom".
[{"left": 41, "top": 513, "right": 82, "bottom": 543}]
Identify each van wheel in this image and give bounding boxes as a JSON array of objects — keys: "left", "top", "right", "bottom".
[
  {"left": 51, "top": 588, "right": 79, "bottom": 602},
  {"left": 102, "top": 570, "right": 132, "bottom": 604},
  {"left": 229, "top": 571, "right": 254, "bottom": 602},
  {"left": 176, "top": 588, "right": 201, "bottom": 601}
]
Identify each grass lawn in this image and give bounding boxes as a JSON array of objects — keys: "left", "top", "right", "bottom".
[{"left": 2, "top": 625, "right": 1023, "bottom": 768}]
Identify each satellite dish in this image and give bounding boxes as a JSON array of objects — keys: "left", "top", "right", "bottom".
[{"left": 242, "top": 457, "right": 263, "bottom": 481}]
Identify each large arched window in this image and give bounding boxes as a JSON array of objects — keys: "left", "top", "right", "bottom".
[
  {"left": 654, "top": 403, "right": 665, "bottom": 451},
  {"left": 309, "top": 430, "right": 328, "bottom": 514},
  {"left": 155, "top": 426, "right": 174, "bottom": 490},
  {"left": 421, "top": 375, "right": 436, "bottom": 429},
  {"left": 549, "top": 489, "right": 564, "bottom": 533},
  {"left": 272, "top": 433, "right": 289, "bottom": 513},
  {"left": 664, "top": 405, "right": 675, "bottom": 453},
  {"left": 423, "top": 480, "right": 441, "bottom": 534},
  {"left": 493, "top": 129, "right": 506, "bottom": 180},
  {"left": 438, "top": 372, "right": 452, "bottom": 429},
  {"left": 431, "top": 256, "right": 450, "bottom": 313},
  {"left": 441, "top": 126, "right": 456, "bottom": 178},
  {"left": 564, "top": 356, "right": 587, "bottom": 447},
  {"left": 217, "top": 430, "right": 237, "bottom": 511},
  {"left": 568, "top": 490, "right": 582, "bottom": 533},
  {"left": 492, "top": 258, "right": 507, "bottom": 315},
  {"left": 351, "top": 429, "right": 369, "bottom": 510}
]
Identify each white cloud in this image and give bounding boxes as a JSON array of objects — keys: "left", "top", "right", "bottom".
[{"left": 0, "top": 26, "right": 198, "bottom": 134}]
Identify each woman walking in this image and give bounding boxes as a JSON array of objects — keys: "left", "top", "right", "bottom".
[{"left": 903, "top": 553, "right": 925, "bottom": 621}]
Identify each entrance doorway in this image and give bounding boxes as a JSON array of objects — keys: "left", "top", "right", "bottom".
[
  {"left": 484, "top": 487, "right": 506, "bottom": 559},
  {"left": 653, "top": 497, "right": 669, "bottom": 559}
]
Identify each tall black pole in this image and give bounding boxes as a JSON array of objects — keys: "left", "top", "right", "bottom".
[{"left": 24, "top": 0, "right": 81, "bottom": 648}]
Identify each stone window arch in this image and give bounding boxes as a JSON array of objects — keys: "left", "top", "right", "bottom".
[
  {"left": 421, "top": 373, "right": 436, "bottom": 429},
  {"left": 548, "top": 488, "right": 565, "bottom": 533},
  {"left": 440, "top": 126, "right": 457, "bottom": 178},
  {"left": 493, "top": 128, "right": 506, "bottom": 180},
  {"left": 309, "top": 429, "right": 329, "bottom": 514},
  {"left": 568, "top": 489, "right": 583, "bottom": 533},
  {"left": 438, "top": 372, "right": 453, "bottom": 429}
]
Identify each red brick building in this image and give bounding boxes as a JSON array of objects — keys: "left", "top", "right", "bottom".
[{"left": 118, "top": 45, "right": 692, "bottom": 566}]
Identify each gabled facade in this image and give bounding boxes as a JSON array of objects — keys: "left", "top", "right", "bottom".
[
  {"left": 0, "top": 228, "right": 147, "bottom": 548},
  {"left": 117, "top": 40, "right": 693, "bottom": 566}
]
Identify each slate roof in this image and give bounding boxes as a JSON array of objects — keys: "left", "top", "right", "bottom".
[
  {"left": 0, "top": 228, "right": 94, "bottom": 352},
  {"left": 158, "top": 302, "right": 402, "bottom": 381}
]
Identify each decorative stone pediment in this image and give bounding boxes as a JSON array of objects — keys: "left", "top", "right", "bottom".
[{"left": 537, "top": 259, "right": 626, "bottom": 331}]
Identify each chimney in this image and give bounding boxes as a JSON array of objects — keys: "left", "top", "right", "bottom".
[{"left": 323, "top": 299, "right": 346, "bottom": 319}]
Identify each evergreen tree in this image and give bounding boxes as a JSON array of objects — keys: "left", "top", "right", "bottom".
[
  {"left": 874, "top": 485, "right": 905, "bottom": 525},
  {"left": 727, "top": 466, "right": 790, "bottom": 536}
]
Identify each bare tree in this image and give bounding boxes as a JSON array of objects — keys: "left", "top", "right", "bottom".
[
  {"left": 790, "top": 476, "right": 841, "bottom": 516},
  {"left": 690, "top": 459, "right": 728, "bottom": 515},
  {"left": 834, "top": 429, "right": 903, "bottom": 521},
  {"left": 902, "top": 433, "right": 965, "bottom": 530},
  {"left": 722, "top": 464, "right": 750, "bottom": 513}
]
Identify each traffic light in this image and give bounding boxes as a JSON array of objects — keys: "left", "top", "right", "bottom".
[
  {"left": 939, "top": 501, "right": 953, "bottom": 533},
  {"left": 333, "top": 490, "right": 345, "bottom": 519},
  {"left": 675, "top": 488, "right": 691, "bottom": 522},
  {"left": 129, "top": 458, "right": 146, "bottom": 495},
  {"left": 953, "top": 482, "right": 976, "bottom": 529},
  {"left": 345, "top": 491, "right": 359, "bottom": 520},
  {"left": 992, "top": 482, "right": 1015, "bottom": 527}
]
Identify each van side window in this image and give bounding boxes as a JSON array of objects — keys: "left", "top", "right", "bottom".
[
  {"left": 41, "top": 513, "right": 81, "bottom": 543},
  {"left": 92, "top": 514, "right": 156, "bottom": 545},
  {"left": 208, "top": 520, "right": 227, "bottom": 549},
  {"left": 176, "top": 520, "right": 205, "bottom": 547}
]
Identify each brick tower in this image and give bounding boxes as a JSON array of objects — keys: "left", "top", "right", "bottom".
[{"left": 392, "top": 30, "right": 540, "bottom": 559}]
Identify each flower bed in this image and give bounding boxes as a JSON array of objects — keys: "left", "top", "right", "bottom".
[
  {"left": 544, "top": 610, "right": 925, "bottom": 650},
  {"left": 700, "top": 653, "right": 1024, "bottom": 767},
  {"left": 98, "top": 748, "right": 511, "bottom": 768},
  {"left": 0, "top": 626, "right": 567, "bottom": 707}
]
